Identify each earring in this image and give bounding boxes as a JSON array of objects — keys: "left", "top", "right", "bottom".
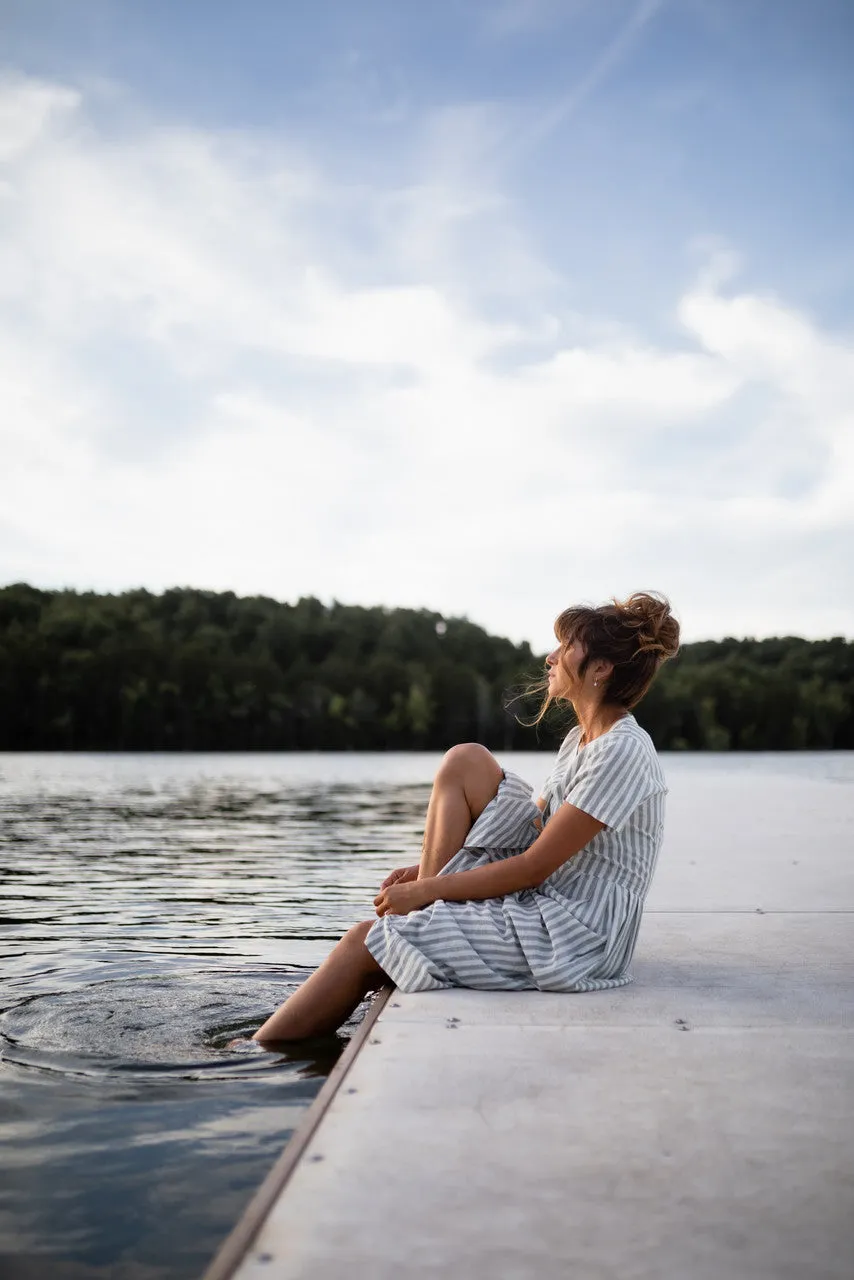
[{"left": 593, "top": 679, "right": 598, "bottom": 687}]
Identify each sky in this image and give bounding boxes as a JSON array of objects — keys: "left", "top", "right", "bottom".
[{"left": 1, "top": 0, "right": 853, "bottom": 648}]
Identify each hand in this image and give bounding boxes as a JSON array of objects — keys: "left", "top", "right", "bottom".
[
  {"left": 374, "top": 879, "right": 433, "bottom": 917},
  {"left": 379, "top": 864, "right": 419, "bottom": 890}
]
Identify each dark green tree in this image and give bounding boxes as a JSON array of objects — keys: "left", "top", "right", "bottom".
[{"left": 0, "top": 584, "right": 850, "bottom": 752}]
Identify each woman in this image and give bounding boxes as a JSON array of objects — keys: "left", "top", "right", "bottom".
[{"left": 251, "top": 591, "right": 680, "bottom": 1043}]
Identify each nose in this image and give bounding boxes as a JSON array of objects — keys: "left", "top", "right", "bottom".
[{"left": 546, "top": 646, "right": 560, "bottom": 667}]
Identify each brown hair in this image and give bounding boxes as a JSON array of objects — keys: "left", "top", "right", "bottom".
[{"left": 537, "top": 591, "right": 680, "bottom": 719}]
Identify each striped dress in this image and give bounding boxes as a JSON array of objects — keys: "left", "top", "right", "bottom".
[{"left": 364, "top": 715, "right": 667, "bottom": 993}]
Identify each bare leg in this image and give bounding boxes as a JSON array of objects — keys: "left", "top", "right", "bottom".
[
  {"left": 252, "top": 922, "right": 387, "bottom": 1043},
  {"left": 419, "top": 743, "right": 503, "bottom": 879},
  {"left": 251, "top": 745, "right": 501, "bottom": 1045}
]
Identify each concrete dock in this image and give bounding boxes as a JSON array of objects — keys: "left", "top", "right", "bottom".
[{"left": 206, "top": 764, "right": 854, "bottom": 1279}]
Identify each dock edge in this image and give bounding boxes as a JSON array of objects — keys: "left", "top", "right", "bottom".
[{"left": 201, "top": 984, "right": 393, "bottom": 1280}]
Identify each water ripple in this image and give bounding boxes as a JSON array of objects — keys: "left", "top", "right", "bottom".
[{"left": 0, "top": 753, "right": 467, "bottom": 1280}]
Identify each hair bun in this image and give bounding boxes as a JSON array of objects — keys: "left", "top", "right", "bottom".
[{"left": 613, "top": 592, "right": 680, "bottom": 660}]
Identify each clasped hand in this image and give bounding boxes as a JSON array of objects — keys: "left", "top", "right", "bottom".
[{"left": 373, "top": 872, "right": 433, "bottom": 917}]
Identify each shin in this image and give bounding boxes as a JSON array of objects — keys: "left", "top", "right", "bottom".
[
  {"left": 253, "top": 922, "right": 387, "bottom": 1043},
  {"left": 419, "top": 743, "right": 503, "bottom": 879}
]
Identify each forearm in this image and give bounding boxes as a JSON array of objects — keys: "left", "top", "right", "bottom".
[
  {"left": 421, "top": 852, "right": 536, "bottom": 904},
  {"left": 380, "top": 806, "right": 604, "bottom": 915}
]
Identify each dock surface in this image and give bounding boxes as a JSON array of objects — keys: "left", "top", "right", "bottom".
[{"left": 208, "top": 765, "right": 854, "bottom": 1279}]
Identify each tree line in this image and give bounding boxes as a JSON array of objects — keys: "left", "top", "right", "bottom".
[{"left": 0, "top": 583, "right": 851, "bottom": 752}]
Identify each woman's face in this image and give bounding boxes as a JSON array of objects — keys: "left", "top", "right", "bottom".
[{"left": 546, "top": 634, "right": 585, "bottom": 701}]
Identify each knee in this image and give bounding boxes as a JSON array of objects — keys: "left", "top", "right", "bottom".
[
  {"left": 343, "top": 920, "right": 374, "bottom": 948},
  {"left": 342, "top": 920, "right": 383, "bottom": 975},
  {"left": 436, "top": 742, "right": 499, "bottom": 784}
]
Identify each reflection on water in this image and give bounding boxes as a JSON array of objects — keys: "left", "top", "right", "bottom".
[
  {"left": 0, "top": 970, "right": 342, "bottom": 1280},
  {"left": 0, "top": 753, "right": 475, "bottom": 1280},
  {"left": 1, "top": 748, "right": 851, "bottom": 1280}
]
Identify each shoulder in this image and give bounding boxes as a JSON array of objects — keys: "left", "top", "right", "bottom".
[
  {"left": 615, "top": 715, "right": 657, "bottom": 755},
  {"left": 585, "top": 717, "right": 659, "bottom": 768}
]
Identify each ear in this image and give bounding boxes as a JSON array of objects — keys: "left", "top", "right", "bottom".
[{"left": 593, "top": 660, "right": 614, "bottom": 684}]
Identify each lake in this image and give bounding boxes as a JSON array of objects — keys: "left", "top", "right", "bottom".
[{"left": 2, "top": 750, "right": 853, "bottom": 1280}]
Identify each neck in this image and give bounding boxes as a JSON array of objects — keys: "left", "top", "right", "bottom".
[{"left": 574, "top": 698, "right": 627, "bottom": 744}]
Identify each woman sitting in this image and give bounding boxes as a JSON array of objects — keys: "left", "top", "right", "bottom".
[{"left": 252, "top": 591, "right": 680, "bottom": 1042}]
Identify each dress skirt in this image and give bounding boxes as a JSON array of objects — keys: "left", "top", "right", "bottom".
[{"left": 364, "top": 770, "right": 644, "bottom": 994}]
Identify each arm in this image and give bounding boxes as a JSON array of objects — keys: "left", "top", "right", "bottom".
[{"left": 373, "top": 802, "right": 604, "bottom": 915}]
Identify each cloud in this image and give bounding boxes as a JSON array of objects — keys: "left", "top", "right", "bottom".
[
  {"left": 0, "top": 74, "right": 79, "bottom": 161},
  {"left": 679, "top": 281, "right": 854, "bottom": 532},
  {"left": 0, "top": 72, "right": 851, "bottom": 644}
]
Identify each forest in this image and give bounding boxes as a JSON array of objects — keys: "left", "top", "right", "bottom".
[{"left": 0, "top": 583, "right": 851, "bottom": 752}]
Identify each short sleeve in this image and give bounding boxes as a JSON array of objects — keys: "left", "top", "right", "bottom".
[{"left": 563, "top": 731, "right": 661, "bottom": 830}]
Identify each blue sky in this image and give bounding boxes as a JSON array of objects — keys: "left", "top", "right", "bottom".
[{"left": 1, "top": 0, "right": 852, "bottom": 645}]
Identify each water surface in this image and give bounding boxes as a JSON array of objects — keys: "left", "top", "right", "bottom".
[{"left": 1, "top": 750, "right": 851, "bottom": 1278}]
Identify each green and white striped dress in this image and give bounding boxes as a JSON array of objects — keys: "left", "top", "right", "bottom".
[{"left": 365, "top": 715, "right": 667, "bottom": 993}]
